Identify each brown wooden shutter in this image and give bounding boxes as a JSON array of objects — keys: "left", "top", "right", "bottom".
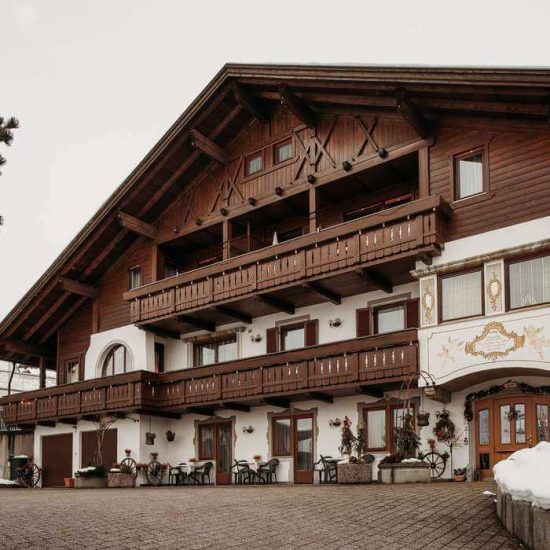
[
  {"left": 406, "top": 298, "right": 420, "bottom": 328},
  {"left": 266, "top": 327, "right": 279, "bottom": 353},
  {"left": 304, "top": 320, "right": 318, "bottom": 347},
  {"left": 356, "top": 307, "right": 371, "bottom": 337}
]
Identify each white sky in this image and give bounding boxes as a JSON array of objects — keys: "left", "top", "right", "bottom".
[{"left": 1, "top": 0, "right": 550, "bottom": 322}]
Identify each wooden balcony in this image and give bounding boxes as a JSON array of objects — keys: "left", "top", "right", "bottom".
[
  {"left": 125, "top": 195, "right": 449, "bottom": 329},
  {"left": 0, "top": 330, "right": 418, "bottom": 425}
]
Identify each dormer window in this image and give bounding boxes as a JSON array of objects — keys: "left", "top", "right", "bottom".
[
  {"left": 454, "top": 148, "right": 485, "bottom": 200},
  {"left": 246, "top": 153, "right": 263, "bottom": 176}
]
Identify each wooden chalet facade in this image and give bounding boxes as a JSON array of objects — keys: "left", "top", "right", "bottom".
[{"left": 1, "top": 64, "right": 550, "bottom": 486}]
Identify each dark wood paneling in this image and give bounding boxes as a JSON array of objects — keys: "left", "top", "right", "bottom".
[
  {"left": 81, "top": 428, "right": 117, "bottom": 468},
  {"left": 42, "top": 433, "right": 72, "bottom": 487}
]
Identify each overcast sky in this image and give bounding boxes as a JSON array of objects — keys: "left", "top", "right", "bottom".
[{"left": 1, "top": 0, "right": 549, "bottom": 322}]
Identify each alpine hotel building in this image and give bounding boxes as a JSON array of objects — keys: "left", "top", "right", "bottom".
[{"left": 1, "top": 64, "right": 550, "bottom": 486}]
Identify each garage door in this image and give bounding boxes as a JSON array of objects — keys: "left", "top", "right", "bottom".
[
  {"left": 81, "top": 429, "right": 117, "bottom": 468},
  {"left": 42, "top": 433, "right": 73, "bottom": 487}
]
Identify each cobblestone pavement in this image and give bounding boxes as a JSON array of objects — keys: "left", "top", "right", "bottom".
[{"left": 0, "top": 482, "right": 520, "bottom": 550}]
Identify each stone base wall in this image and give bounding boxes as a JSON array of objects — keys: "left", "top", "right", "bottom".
[
  {"left": 497, "top": 487, "right": 550, "bottom": 550},
  {"left": 74, "top": 476, "right": 108, "bottom": 489},
  {"left": 337, "top": 463, "right": 372, "bottom": 483},
  {"left": 378, "top": 463, "right": 430, "bottom": 484}
]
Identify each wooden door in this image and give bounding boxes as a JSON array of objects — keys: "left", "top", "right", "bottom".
[
  {"left": 81, "top": 429, "right": 118, "bottom": 468},
  {"left": 475, "top": 398, "right": 494, "bottom": 480},
  {"left": 42, "top": 433, "right": 73, "bottom": 487},
  {"left": 494, "top": 396, "right": 533, "bottom": 464},
  {"left": 293, "top": 413, "right": 314, "bottom": 484},
  {"left": 215, "top": 422, "right": 233, "bottom": 485}
]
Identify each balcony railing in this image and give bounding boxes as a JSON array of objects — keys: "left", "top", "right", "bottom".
[
  {"left": 0, "top": 330, "right": 418, "bottom": 425},
  {"left": 125, "top": 195, "right": 448, "bottom": 324}
]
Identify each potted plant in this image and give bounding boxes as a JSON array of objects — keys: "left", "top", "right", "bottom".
[
  {"left": 74, "top": 465, "right": 109, "bottom": 488},
  {"left": 252, "top": 454, "right": 262, "bottom": 463},
  {"left": 64, "top": 477, "right": 75, "bottom": 488},
  {"left": 166, "top": 430, "right": 176, "bottom": 442},
  {"left": 378, "top": 411, "right": 430, "bottom": 484},
  {"left": 453, "top": 467, "right": 467, "bottom": 482},
  {"left": 337, "top": 417, "right": 372, "bottom": 483}
]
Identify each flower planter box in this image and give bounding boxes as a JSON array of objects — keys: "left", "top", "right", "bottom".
[
  {"left": 337, "top": 463, "right": 372, "bottom": 484},
  {"left": 64, "top": 477, "right": 75, "bottom": 488},
  {"left": 108, "top": 472, "right": 135, "bottom": 488},
  {"left": 74, "top": 476, "right": 108, "bottom": 489},
  {"left": 378, "top": 462, "right": 430, "bottom": 484}
]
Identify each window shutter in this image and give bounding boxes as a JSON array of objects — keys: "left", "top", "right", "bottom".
[
  {"left": 266, "top": 327, "right": 279, "bottom": 353},
  {"left": 406, "top": 298, "right": 420, "bottom": 328},
  {"left": 304, "top": 319, "right": 318, "bottom": 347},
  {"left": 356, "top": 307, "right": 371, "bottom": 337}
]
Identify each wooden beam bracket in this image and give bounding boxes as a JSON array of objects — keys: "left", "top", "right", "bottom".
[
  {"left": 118, "top": 212, "right": 157, "bottom": 239},
  {"left": 355, "top": 268, "right": 393, "bottom": 294},
  {"left": 396, "top": 87, "right": 432, "bottom": 139},
  {"left": 264, "top": 397, "right": 291, "bottom": 409},
  {"left": 256, "top": 294, "right": 295, "bottom": 315},
  {"left": 232, "top": 82, "right": 268, "bottom": 122},
  {"left": 214, "top": 306, "right": 252, "bottom": 324},
  {"left": 278, "top": 84, "right": 316, "bottom": 128},
  {"left": 177, "top": 315, "right": 215, "bottom": 333},
  {"left": 58, "top": 276, "right": 98, "bottom": 299},
  {"left": 303, "top": 282, "right": 341, "bottom": 305},
  {"left": 189, "top": 129, "right": 229, "bottom": 165}
]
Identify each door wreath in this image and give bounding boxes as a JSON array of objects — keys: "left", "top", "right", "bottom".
[{"left": 433, "top": 409, "right": 455, "bottom": 443}]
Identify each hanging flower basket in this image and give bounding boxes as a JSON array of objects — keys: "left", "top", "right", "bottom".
[
  {"left": 166, "top": 430, "right": 176, "bottom": 442},
  {"left": 145, "top": 432, "right": 156, "bottom": 445},
  {"left": 416, "top": 411, "right": 430, "bottom": 427}
]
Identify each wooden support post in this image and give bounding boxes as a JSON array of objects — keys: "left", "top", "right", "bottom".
[
  {"left": 222, "top": 219, "right": 231, "bottom": 260},
  {"left": 309, "top": 187, "right": 317, "bottom": 233},
  {"left": 418, "top": 147, "right": 430, "bottom": 198},
  {"left": 38, "top": 356, "right": 46, "bottom": 389}
]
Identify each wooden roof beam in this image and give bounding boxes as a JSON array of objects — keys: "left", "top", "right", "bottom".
[
  {"left": 232, "top": 82, "right": 268, "bottom": 122},
  {"left": 0, "top": 338, "right": 55, "bottom": 359},
  {"left": 302, "top": 282, "right": 341, "bottom": 305},
  {"left": 278, "top": 84, "right": 316, "bottom": 128},
  {"left": 118, "top": 212, "right": 157, "bottom": 239},
  {"left": 355, "top": 268, "right": 393, "bottom": 294},
  {"left": 189, "top": 129, "right": 229, "bottom": 165},
  {"left": 220, "top": 402, "right": 251, "bottom": 413},
  {"left": 256, "top": 294, "right": 295, "bottom": 315},
  {"left": 214, "top": 305, "right": 252, "bottom": 324},
  {"left": 264, "top": 397, "right": 291, "bottom": 409},
  {"left": 40, "top": 296, "right": 87, "bottom": 344},
  {"left": 177, "top": 315, "right": 215, "bottom": 333},
  {"left": 58, "top": 276, "right": 98, "bottom": 299},
  {"left": 396, "top": 87, "right": 432, "bottom": 139}
]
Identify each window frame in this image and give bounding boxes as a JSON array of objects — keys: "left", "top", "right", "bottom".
[
  {"left": 280, "top": 321, "right": 306, "bottom": 351},
  {"left": 197, "top": 424, "right": 215, "bottom": 460},
  {"left": 271, "top": 415, "right": 292, "bottom": 457},
  {"left": 505, "top": 250, "right": 550, "bottom": 312},
  {"left": 438, "top": 266, "right": 485, "bottom": 322},
  {"left": 102, "top": 344, "right": 130, "bottom": 377},
  {"left": 372, "top": 301, "right": 406, "bottom": 334},
  {"left": 64, "top": 357, "right": 81, "bottom": 384},
  {"left": 245, "top": 151, "right": 264, "bottom": 176},
  {"left": 451, "top": 145, "right": 489, "bottom": 204},
  {"left": 154, "top": 342, "right": 165, "bottom": 374},
  {"left": 362, "top": 402, "right": 416, "bottom": 453},
  {"left": 193, "top": 334, "right": 238, "bottom": 367},
  {"left": 273, "top": 138, "right": 293, "bottom": 165},
  {"left": 128, "top": 266, "right": 142, "bottom": 290}
]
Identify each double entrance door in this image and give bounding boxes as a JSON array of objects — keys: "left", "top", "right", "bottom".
[
  {"left": 475, "top": 394, "right": 550, "bottom": 479},
  {"left": 199, "top": 421, "right": 233, "bottom": 485}
]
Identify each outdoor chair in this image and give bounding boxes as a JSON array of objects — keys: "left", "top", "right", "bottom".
[
  {"left": 232, "top": 460, "right": 255, "bottom": 485},
  {"left": 257, "top": 458, "right": 279, "bottom": 484},
  {"left": 188, "top": 461, "right": 213, "bottom": 485},
  {"left": 319, "top": 455, "right": 338, "bottom": 484},
  {"left": 169, "top": 464, "right": 187, "bottom": 486}
]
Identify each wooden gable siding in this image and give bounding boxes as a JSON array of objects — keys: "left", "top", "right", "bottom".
[
  {"left": 430, "top": 127, "right": 550, "bottom": 241},
  {"left": 98, "top": 238, "right": 153, "bottom": 332},
  {"left": 157, "top": 110, "right": 417, "bottom": 238}
]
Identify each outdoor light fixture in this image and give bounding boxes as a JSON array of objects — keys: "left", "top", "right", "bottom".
[
  {"left": 250, "top": 333, "right": 262, "bottom": 343},
  {"left": 242, "top": 425, "right": 254, "bottom": 434},
  {"left": 329, "top": 318, "right": 342, "bottom": 328},
  {"left": 329, "top": 418, "right": 342, "bottom": 428}
]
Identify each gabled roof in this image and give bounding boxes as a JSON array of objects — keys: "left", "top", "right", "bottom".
[{"left": 2, "top": 63, "right": 550, "bottom": 365}]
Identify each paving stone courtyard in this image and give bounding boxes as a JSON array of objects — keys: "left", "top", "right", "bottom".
[{"left": 0, "top": 482, "right": 520, "bottom": 549}]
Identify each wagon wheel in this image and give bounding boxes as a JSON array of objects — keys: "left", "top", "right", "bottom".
[
  {"left": 145, "top": 460, "right": 163, "bottom": 486},
  {"left": 120, "top": 457, "right": 138, "bottom": 478},
  {"left": 422, "top": 451, "right": 446, "bottom": 479},
  {"left": 18, "top": 463, "right": 41, "bottom": 488}
]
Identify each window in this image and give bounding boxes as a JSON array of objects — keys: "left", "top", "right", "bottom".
[
  {"left": 274, "top": 140, "right": 292, "bottom": 164},
  {"left": 363, "top": 403, "right": 415, "bottom": 453},
  {"left": 479, "top": 409, "right": 490, "bottom": 446},
  {"left": 102, "top": 344, "right": 131, "bottom": 376},
  {"left": 65, "top": 359, "right": 80, "bottom": 384},
  {"left": 440, "top": 269, "right": 483, "bottom": 321},
  {"left": 454, "top": 148, "right": 485, "bottom": 200},
  {"left": 374, "top": 303, "right": 405, "bottom": 334},
  {"left": 164, "top": 263, "right": 178, "bottom": 278},
  {"left": 198, "top": 424, "right": 214, "bottom": 459},
  {"left": 194, "top": 335, "right": 237, "bottom": 367},
  {"left": 508, "top": 254, "right": 550, "bottom": 309},
  {"left": 537, "top": 405, "right": 549, "bottom": 442},
  {"left": 280, "top": 323, "right": 305, "bottom": 351},
  {"left": 272, "top": 417, "right": 291, "bottom": 456},
  {"left": 246, "top": 153, "right": 263, "bottom": 175},
  {"left": 129, "top": 267, "right": 142, "bottom": 290},
  {"left": 154, "top": 342, "right": 165, "bottom": 374}
]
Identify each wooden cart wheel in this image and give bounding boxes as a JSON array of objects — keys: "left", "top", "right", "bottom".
[
  {"left": 145, "top": 460, "right": 163, "bottom": 486},
  {"left": 18, "top": 463, "right": 41, "bottom": 488},
  {"left": 422, "top": 451, "right": 446, "bottom": 479},
  {"left": 120, "top": 457, "right": 138, "bottom": 478}
]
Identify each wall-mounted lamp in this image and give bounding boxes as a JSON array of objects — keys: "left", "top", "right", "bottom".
[
  {"left": 329, "top": 418, "right": 342, "bottom": 428},
  {"left": 329, "top": 318, "right": 342, "bottom": 328},
  {"left": 250, "top": 334, "right": 262, "bottom": 343},
  {"left": 242, "top": 425, "right": 254, "bottom": 434}
]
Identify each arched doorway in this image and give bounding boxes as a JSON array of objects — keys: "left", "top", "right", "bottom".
[{"left": 475, "top": 393, "right": 550, "bottom": 479}]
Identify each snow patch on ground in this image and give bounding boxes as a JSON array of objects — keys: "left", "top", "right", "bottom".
[
  {"left": 0, "top": 478, "right": 18, "bottom": 486},
  {"left": 402, "top": 458, "right": 422, "bottom": 463},
  {"left": 482, "top": 490, "right": 495, "bottom": 496},
  {"left": 493, "top": 441, "right": 550, "bottom": 509}
]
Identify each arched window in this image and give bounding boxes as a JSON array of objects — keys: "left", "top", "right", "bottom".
[{"left": 102, "top": 344, "right": 131, "bottom": 376}]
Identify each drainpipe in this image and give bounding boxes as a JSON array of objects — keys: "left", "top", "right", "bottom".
[{"left": 7, "top": 361, "right": 16, "bottom": 396}]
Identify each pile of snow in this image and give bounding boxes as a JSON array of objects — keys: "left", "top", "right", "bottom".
[
  {"left": 493, "top": 441, "right": 550, "bottom": 509},
  {"left": 402, "top": 458, "right": 422, "bottom": 463},
  {"left": 0, "top": 478, "right": 18, "bottom": 487},
  {"left": 75, "top": 466, "right": 97, "bottom": 474}
]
